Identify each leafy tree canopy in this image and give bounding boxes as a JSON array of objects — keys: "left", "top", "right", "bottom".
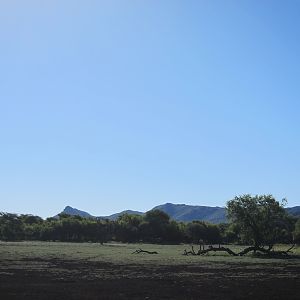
[
  {"left": 227, "top": 194, "right": 292, "bottom": 248},
  {"left": 294, "top": 218, "right": 300, "bottom": 243}
]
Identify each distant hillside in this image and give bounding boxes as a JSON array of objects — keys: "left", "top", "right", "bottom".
[
  {"left": 153, "top": 203, "right": 226, "bottom": 224},
  {"left": 56, "top": 203, "right": 299, "bottom": 224},
  {"left": 56, "top": 204, "right": 226, "bottom": 223},
  {"left": 57, "top": 206, "right": 144, "bottom": 220},
  {"left": 286, "top": 206, "right": 300, "bottom": 218}
]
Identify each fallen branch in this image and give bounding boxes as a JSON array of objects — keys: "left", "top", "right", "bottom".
[
  {"left": 132, "top": 248, "right": 158, "bottom": 254},
  {"left": 238, "top": 246, "right": 270, "bottom": 256},
  {"left": 285, "top": 243, "right": 295, "bottom": 253},
  {"left": 197, "top": 246, "right": 238, "bottom": 256},
  {"left": 266, "top": 244, "right": 295, "bottom": 256},
  {"left": 183, "top": 244, "right": 297, "bottom": 257}
]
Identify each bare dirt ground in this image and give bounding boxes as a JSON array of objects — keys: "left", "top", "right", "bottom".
[{"left": 1, "top": 256, "right": 300, "bottom": 300}]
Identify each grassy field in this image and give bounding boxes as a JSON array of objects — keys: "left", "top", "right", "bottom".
[{"left": 0, "top": 241, "right": 300, "bottom": 299}]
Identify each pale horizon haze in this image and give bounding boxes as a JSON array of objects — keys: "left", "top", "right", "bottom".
[{"left": 1, "top": 0, "right": 300, "bottom": 218}]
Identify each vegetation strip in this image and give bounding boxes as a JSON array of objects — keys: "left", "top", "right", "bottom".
[{"left": 1, "top": 195, "right": 299, "bottom": 251}]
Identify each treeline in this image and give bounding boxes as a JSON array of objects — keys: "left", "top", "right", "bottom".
[{"left": 0, "top": 209, "right": 299, "bottom": 244}]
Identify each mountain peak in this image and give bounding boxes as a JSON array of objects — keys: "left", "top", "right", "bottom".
[{"left": 62, "top": 206, "right": 94, "bottom": 218}]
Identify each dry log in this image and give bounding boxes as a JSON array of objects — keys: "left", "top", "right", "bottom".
[
  {"left": 197, "top": 246, "right": 238, "bottom": 256},
  {"left": 183, "top": 244, "right": 296, "bottom": 257},
  {"left": 132, "top": 248, "right": 158, "bottom": 254}
]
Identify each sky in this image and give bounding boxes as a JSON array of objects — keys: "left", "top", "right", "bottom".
[{"left": 0, "top": 0, "right": 300, "bottom": 218}]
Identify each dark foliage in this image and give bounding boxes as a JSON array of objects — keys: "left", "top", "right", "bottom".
[{"left": 227, "top": 194, "right": 294, "bottom": 248}]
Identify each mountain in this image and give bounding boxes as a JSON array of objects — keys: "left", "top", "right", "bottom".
[
  {"left": 149, "top": 203, "right": 300, "bottom": 223},
  {"left": 57, "top": 206, "right": 144, "bottom": 220},
  {"left": 57, "top": 203, "right": 300, "bottom": 224},
  {"left": 152, "top": 203, "right": 226, "bottom": 223},
  {"left": 56, "top": 204, "right": 226, "bottom": 223},
  {"left": 286, "top": 206, "right": 300, "bottom": 218},
  {"left": 59, "top": 206, "right": 95, "bottom": 219}
]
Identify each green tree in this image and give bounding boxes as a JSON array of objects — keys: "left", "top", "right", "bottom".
[
  {"left": 222, "top": 223, "right": 241, "bottom": 244},
  {"left": 186, "top": 221, "right": 221, "bottom": 244},
  {"left": 165, "top": 220, "right": 184, "bottom": 243},
  {"left": 293, "top": 218, "right": 300, "bottom": 244},
  {"left": 143, "top": 210, "right": 170, "bottom": 242},
  {"left": 116, "top": 214, "right": 142, "bottom": 242},
  {"left": 0, "top": 213, "right": 24, "bottom": 241},
  {"left": 227, "top": 194, "right": 292, "bottom": 249},
  {"left": 186, "top": 221, "right": 208, "bottom": 243}
]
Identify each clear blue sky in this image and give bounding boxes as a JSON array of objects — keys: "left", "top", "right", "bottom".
[{"left": 1, "top": 0, "right": 299, "bottom": 218}]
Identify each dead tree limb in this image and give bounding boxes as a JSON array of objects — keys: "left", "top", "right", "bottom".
[
  {"left": 132, "top": 248, "right": 158, "bottom": 254},
  {"left": 183, "top": 244, "right": 297, "bottom": 257},
  {"left": 197, "top": 246, "right": 238, "bottom": 256},
  {"left": 285, "top": 243, "right": 295, "bottom": 253},
  {"left": 266, "top": 244, "right": 296, "bottom": 256}
]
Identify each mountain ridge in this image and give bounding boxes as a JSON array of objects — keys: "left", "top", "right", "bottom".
[{"left": 57, "top": 204, "right": 300, "bottom": 224}]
